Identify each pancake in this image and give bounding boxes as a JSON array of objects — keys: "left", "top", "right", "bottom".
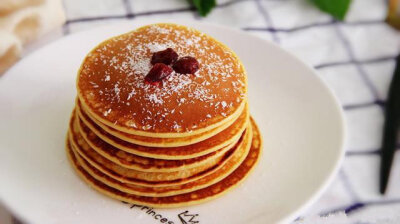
[
  {"left": 76, "top": 99, "right": 246, "bottom": 147},
  {"left": 69, "top": 122, "right": 249, "bottom": 186},
  {"left": 77, "top": 103, "right": 249, "bottom": 160},
  {"left": 66, "top": 23, "right": 262, "bottom": 209},
  {"left": 69, "top": 111, "right": 236, "bottom": 172},
  {"left": 77, "top": 23, "right": 247, "bottom": 138},
  {"left": 72, "top": 125, "right": 251, "bottom": 197},
  {"left": 66, "top": 117, "right": 262, "bottom": 208}
]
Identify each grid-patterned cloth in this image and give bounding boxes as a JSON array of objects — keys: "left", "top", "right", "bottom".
[{"left": 7, "top": 0, "right": 400, "bottom": 223}]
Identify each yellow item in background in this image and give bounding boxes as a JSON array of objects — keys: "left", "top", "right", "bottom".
[
  {"left": 0, "top": 0, "right": 65, "bottom": 74},
  {"left": 387, "top": 0, "right": 400, "bottom": 30}
]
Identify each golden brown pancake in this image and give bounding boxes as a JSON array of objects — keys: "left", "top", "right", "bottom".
[
  {"left": 76, "top": 99, "right": 246, "bottom": 147},
  {"left": 77, "top": 23, "right": 247, "bottom": 138},
  {"left": 72, "top": 125, "right": 251, "bottom": 197},
  {"left": 66, "top": 23, "right": 262, "bottom": 209},
  {"left": 66, "top": 117, "right": 262, "bottom": 208},
  {"left": 69, "top": 121, "right": 250, "bottom": 187},
  {"left": 77, "top": 104, "right": 249, "bottom": 160},
  {"left": 70, "top": 112, "right": 236, "bottom": 172}
]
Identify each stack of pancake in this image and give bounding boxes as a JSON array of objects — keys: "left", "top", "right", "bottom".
[{"left": 66, "top": 23, "right": 262, "bottom": 208}]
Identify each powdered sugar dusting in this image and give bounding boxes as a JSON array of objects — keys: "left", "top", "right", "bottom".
[
  {"left": 145, "top": 42, "right": 176, "bottom": 53},
  {"left": 79, "top": 23, "right": 247, "bottom": 132},
  {"left": 147, "top": 93, "right": 163, "bottom": 104},
  {"left": 103, "top": 108, "right": 112, "bottom": 117}
]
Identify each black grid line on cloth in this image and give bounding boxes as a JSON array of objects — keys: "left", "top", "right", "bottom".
[
  {"left": 192, "top": 13, "right": 202, "bottom": 20},
  {"left": 346, "top": 150, "right": 381, "bottom": 156},
  {"left": 64, "top": 0, "right": 257, "bottom": 25},
  {"left": 243, "top": 19, "right": 384, "bottom": 33},
  {"left": 314, "top": 54, "right": 397, "bottom": 69},
  {"left": 218, "top": 0, "right": 254, "bottom": 7},
  {"left": 314, "top": 54, "right": 397, "bottom": 115},
  {"left": 346, "top": 146, "right": 400, "bottom": 156},
  {"left": 320, "top": 198, "right": 400, "bottom": 217},
  {"left": 342, "top": 100, "right": 385, "bottom": 111},
  {"left": 62, "top": 22, "right": 70, "bottom": 35},
  {"left": 338, "top": 169, "right": 360, "bottom": 202},
  {"left": 331, "top": 23, "right": 394, "bottom": 171},
  {"left": 64, "top": 13, "right": 384, "bottom": 29},
  {"left": 190, "top": 0, "right": 202, "bottom": 21},
  {"left": 122, "top": 0, "right": 133, "bottom": 18},
  {"left": 133, "top": 7, "right": 195, "bottom": 17},
  {"left": 329, "top": 22, "right": 383, "bottom": 212},
  {"left": 254, "top": 0, "right": 279, "bottom": 43},
  {"left": 64, "top": 7, "right": 194, "bottom": 25},
  {"left": 333, "top": 25, "right": 381, "bottom": 101},
  {"left": 61, "top": 0, "right": 70, "bottom": 35}
]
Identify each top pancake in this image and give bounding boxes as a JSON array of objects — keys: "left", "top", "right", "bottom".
[{"left": 77, "top": 23, "right": 247, "bottom": 138}]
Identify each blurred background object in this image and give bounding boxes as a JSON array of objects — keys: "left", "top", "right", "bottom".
[
  {"left": 0, "top": 0, "right": 65, "bottom": 74},
  {"left": 0, "top": 203, "right": 12, "bottom": 224},
  {"left": 387, "top": 0, "right": 400, "bottom": 30}
]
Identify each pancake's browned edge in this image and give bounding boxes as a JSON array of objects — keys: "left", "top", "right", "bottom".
[
  {"left": 66, "top": 117, "right": 262, "bottom": 208},
  {"left": 72, "top": 125, "right": 252, "bottom": 197},
  {"left": 68, "top": 127, "right": 243, "bottom": 185},
  {"left": 69, "top": 111, "right": 235, "bottom": 172},
  {"left": 68, "top": 125, "right": 248, "bottom": 187},
  {"left": 77, "top": 99, "right": 244, "bottom": 147},
  {"left": 78, "top": 90, "right": 246, "bottom": 138},
  {"left": 77, "top": 104, "right": 249, "bottom": 160}
]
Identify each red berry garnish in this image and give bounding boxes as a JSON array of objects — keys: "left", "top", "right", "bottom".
[
  {"left": 173, "top": 56, "right": 199, "bottom": 74},
  {"left": 151, "top": 48, "right": 178, "bottom": 65},
  {"left": 145, "top": 63, "right": 173, "bottom": 85}
]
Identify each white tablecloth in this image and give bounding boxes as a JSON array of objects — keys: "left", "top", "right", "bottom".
[{"left": 2, "top": 0, "right": 400, "bottom": 223}]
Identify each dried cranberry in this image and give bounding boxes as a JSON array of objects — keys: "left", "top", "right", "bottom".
[
  {"left": 173, "top": 56, "right": 199, "bottom": 74},
  {"left": 145, "top": 63, "right": 173, "bottom": 85},
  {"left": 151, "top": 48, "right": 178, "bottom": 65}
]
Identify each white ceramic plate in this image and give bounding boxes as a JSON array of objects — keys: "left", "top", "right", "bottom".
[{"left": 0, "top": 21, "right": 345, "bottom": 224}]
